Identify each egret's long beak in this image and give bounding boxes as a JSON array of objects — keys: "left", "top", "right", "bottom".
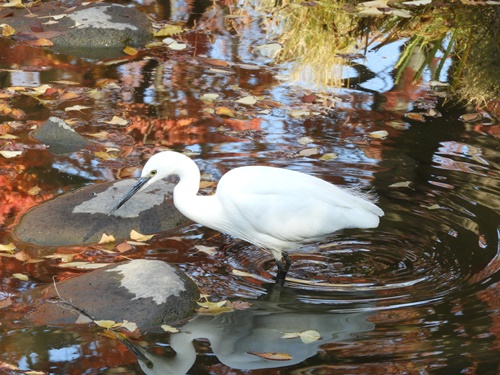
[{"left": 109, "top": 176, "right": 151, "bottom": 215}]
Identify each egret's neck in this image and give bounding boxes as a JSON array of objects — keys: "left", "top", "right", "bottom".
[
  {"left": 173, "top": 155, "right": 201, "bottom": 199},
  {"left": 172, "top": 156, "right": 215, "bottom": 226}
]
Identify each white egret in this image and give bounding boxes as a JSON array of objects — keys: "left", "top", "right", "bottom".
[{"left": 110, "top": 151, "right": 384, "bottom": 280}]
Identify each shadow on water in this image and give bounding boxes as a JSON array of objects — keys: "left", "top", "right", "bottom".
[{"left": 0, "top": 0, "right": 499, "bottom": 374}]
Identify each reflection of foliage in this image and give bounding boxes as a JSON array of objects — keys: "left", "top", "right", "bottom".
[
  {"left": 262, "top": 0, "right": 358, "bottom": 87},
  {"left": 382, "top": 5, "right": 499, "bottom": 110},
  {"left": 251, "top": 0, "right": 498, "bottom": 111}
]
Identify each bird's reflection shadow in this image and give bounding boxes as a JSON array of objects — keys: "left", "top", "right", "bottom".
[{"left": 123, "top": 282, "right": 376, "bottom": 375}]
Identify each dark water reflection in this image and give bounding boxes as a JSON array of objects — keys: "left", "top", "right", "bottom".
[{"left": 1, "top": 0, "right": 500, "bottom": 374}]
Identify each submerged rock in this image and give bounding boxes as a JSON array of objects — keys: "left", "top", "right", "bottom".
[
  {"left": 27, "top": 260, "right": 199, "bottom": 328},
  {"left": 14, "top": 179, "right": 190, "bottom": 246},
  {"left": 32, "top": 117, "right": 91, "bottom": 154}
]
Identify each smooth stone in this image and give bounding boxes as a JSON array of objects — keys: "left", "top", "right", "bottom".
[
  {"left": 31, "top": 116, "right": 91, "bottom": 154},
  {"left": 27, "top": 260, "right": 199, "bottom": 328},
  {"left": 5, "top": 2, "right": 154, "bottom": 59},
  {"left": 13, "top": 179, "right": 190, "bottom": 246}
]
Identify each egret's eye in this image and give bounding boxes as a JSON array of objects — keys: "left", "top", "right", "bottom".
[{"left": 150, "top": 170, "right": 157, "bottom": 176}]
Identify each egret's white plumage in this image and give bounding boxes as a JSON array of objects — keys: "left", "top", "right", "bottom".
[{"left": 111, "top": 151, "right": 384, "bottom": 279}]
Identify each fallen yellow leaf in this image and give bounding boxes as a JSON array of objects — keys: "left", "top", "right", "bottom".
[
  {"left": 154, "top": 24, "right": 183, "bottom": 37},
  {"left": 12, "top": 273, "right": 29, "bottom": 281},
  {"left": 0, "top": 150, "right": 23, "bottom": 158},
  {"left": 99, "top": 233, "right": 116, "bottom": 244},
  {"left": 27, "top": 185, "right": 41, "bottom": 195},
  {"left": 0, "top": 23, "right": 15, "bottom": 36},
  {"left": 0, "top": 243, "right": 16, "bottom": 252},
  {"left": 161, "top": 324, "right": 180, "bottom": 333},
  {"left": 130, "top": 230, "right": 154, "bottom": 242},
  {"left": 123, "top": 46, "right": 138, "bottom": 56}
]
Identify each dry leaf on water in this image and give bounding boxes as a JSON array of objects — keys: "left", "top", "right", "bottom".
[
  {"left": 116, "top": 241, "right": 133, "bottom": 253},
  {"left": 0, "top": 243, "right": 16, "bottom": 252},
  {"left": 0, "top": 150, "right": 23, "bottom": 158},
  {"left": 130, "top": 230, "right": 154, "bottom": 242},
  {"left": 12, "top": 273, "right": 29, "bottom": 281},
  {"left": 99, "top": 233, "right": 116, "bottom": 244},
  {"left": 0, "top": 24, "right": 15, "bottom": 36},
  {"left": 281, "top": 329, "right": 321, "bottom": 343},
  {"left": 123, "top": 46, "right": 138, "bottom": 56},
  {"left": 196, "top": 300, "right": 233, "bottom": 315},
  {"left": 154, "top": 25, "right": 183, "bottom": 37},
  {"left": 105, "top": 116, "right": 128, "bottom": 126},
  {"left": 161, "top": 324, "right": 180, "bottom": 333},
  {"left": 247, "top": 352, "right": 292, "bottom": 361},
  {"left": 14, "top": 250, "right": 30, "bottom": 262}
]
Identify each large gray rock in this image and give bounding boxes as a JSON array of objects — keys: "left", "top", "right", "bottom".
[
  {"left": 32, "top": 117, "right": 91, "bottom": 154},
  {"left": 14, "top": 179, "right": 190, "bottom": 246},
  {"left": 27, "top": 260, "right": 199, "bottom": 328},
  {"left": 6, "top": 2, "right": 154, "bottom": 58}
]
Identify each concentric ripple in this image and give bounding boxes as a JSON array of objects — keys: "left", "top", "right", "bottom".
[{"left": 225, "top": 227, "right": 480, "bottom": 310}]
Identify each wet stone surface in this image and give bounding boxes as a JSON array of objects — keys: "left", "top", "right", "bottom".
[
  {"left": 26, "top": 259, "right": 200, "bottom": 328},
  {"left": 14, "top": 179, "right": 190, "bottom": 246},
  {"left": 32, "top": 116, "right": 92, "bottom": 154},
  {"left": 5, "top": 2, "right": 153, "bottom": 58}
]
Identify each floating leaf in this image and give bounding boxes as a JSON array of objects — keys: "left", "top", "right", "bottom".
[
  {"left": 65, "top": 105, "right": 91, "bottom": 112},
  {"left": 234, "top": 96, "right": 258, "bottom": 105},
  {"left": 215, "top": 106, "right": 235, "bottom": 117},
  {"left": 121, "top": 320, "right": 138, "bottom": 332},
  {"left": 320, "top": 153, "right": 338, "bottom": 161},
  {"left": 116, "top": 241, "right": 133, "bottom": 253},
  {"left": 0, "top": 23, "right": 15, "bottom": 36},
  {"left": 196, "top": 300, "right": 233, "bottom": 315},
  {"left": 289, "top": 110, "right": 310, "bottom": 118},
  {"left": 298, "top": 329, "right": 321, "bottom": 343},
  {"left": 105, "top": 116, "right": 128, "bottom": 126},
  {"left": 200, "top": 93, "right": 220, "bottom": 103},
  {"left": 162, "top": 38, "right": 187, "bottom": 50},
  {"left": 425, "top": 204, "right": 441, "bottom": 210},
  {"left": 94, "top": 320, "right": 118, "bottom": 329},
  {"left": 26, "top": 38, "right": 54, "bottom": 47},
  {"left": 27, "top": 185, "right": 41, "bottom": 195},
  {"left": 459, "top": 113, "right": 482, "bottom": 123},
  {"left": 404, "top": 113, "right": 426, "bottom": 122},
  {"left": 130, "top": 230, "right": 154, "bottom": 242},
  {"left": 12, "top": 273, "right": 28, "bottom": 281},
  {"left": 14, "top": 250, "right": 30, "bottom": 262},
  {"left": 154, "top": 25, "right": 183, "bottom": 37},
  {"left": 123, "top": 46, "right": 138, "bottom": 56},
  {"left": 298, "top": 136, "right": 314, "bottom": 145},
  {"left": 389, "top": 181, "right": 412, "bottom": 188},
  {"left": 247, "top": 352, "right": 292, "bottom": 361},
  {"left": 59, "top": 91, "right": 81, "bottom": 101},
  {"left": 44, "top": 253, "right": 74, "bottom": 263},
  {"left": 99, "top": 233, "right": 116, "bottom": 244},
  {"left": 281, "top": 329, "right": 321, "bottom": 343},
  {"left": 0, "top": 150, "right": 22, "bottom": 158},
  {"left": 73, "top": 263, "right": 109, "bottom": 270},
  {"left": 56, "top": 261, "right": 91, "bottom": 268},
  {"left": 0, "top": 0, "right": 23, "bottom": 8},
  {"left": 161, "top": 324, "right": 180, "bottom": 333},
  {"left": 299, "top": 148, "right": 319, "bottom": 157},
  {"left": 0, "top": 243, "right": 16, "bottom": 252},
  {"left": 194, "top": 245, "right": 217, "bottom": 256},
  {"left": 369, "top": 130, "right": 388, "bottom": 139}
]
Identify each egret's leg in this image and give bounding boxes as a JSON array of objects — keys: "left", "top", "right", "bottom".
[{"left": 275, "top": 251, "right": 292, "bottom": 282}]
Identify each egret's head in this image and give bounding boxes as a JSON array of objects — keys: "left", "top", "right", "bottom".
[{"left": 109, "top": 152, "right": 175, "bottom": 215}]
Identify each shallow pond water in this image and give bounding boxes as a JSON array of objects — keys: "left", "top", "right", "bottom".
[{"left": 1, "top": 0, "right": 499, "bottom": 374}]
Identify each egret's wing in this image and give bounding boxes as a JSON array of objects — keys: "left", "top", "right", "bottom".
[{"left": 216, "top": 166, "right": 383, "bottom": 248}]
